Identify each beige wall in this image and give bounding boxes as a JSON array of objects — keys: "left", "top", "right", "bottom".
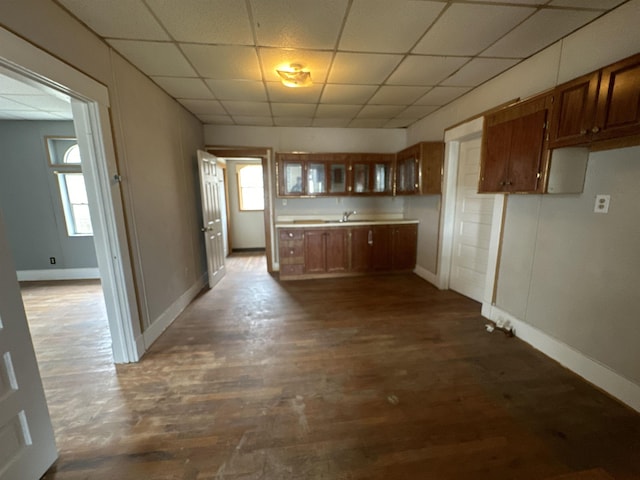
[
  {"left": 408, "top": 2, "right": 640, "bottom": 386},
  {"left": 0, "top": 0, "right": 206, "bottom": 331}
]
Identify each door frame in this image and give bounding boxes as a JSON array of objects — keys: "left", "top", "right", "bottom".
[
  {"left": 437, "top": 117, "right": 506, "bottom": 306},
  {"left": 205, "top": 146, "right": 274, "bottom": 273},
  {"left": 0, "top": 26, "right": 141, "bottom": 362}
]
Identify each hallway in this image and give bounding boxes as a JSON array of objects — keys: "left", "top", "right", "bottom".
[{"left": 22, "top": 254, "right": 640, "bottom": 479}]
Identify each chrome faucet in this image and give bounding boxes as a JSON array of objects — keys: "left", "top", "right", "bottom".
[{"left": 342, "top": 210, "right": 356, "bottom": 222}]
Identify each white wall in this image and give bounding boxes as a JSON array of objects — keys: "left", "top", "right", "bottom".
[
  {"left": 407, "top": 1, "right": 640, "bottom": 401},
  {"left": 0, "top": 0, "right": 206, "bottom": 334}
]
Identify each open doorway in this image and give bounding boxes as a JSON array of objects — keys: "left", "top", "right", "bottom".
[{"left": 206, "top": 147, "right": 274, "bottom": 273}]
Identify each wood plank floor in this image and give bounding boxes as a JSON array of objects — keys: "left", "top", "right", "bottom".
[{"left": 21, "top": 253, "right": 640, "bottom": 480}]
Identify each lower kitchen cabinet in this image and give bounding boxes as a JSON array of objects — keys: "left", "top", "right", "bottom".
[
  {"left": 278, "top": 223, "right": 417, "bottom": 280},
  {"left": 304, "top": 229, "right": 348, "bottom": 274}
]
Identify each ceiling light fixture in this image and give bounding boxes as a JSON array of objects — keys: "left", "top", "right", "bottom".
[{"left": 276, "top": 63, "right": 312, "bottom": 88}]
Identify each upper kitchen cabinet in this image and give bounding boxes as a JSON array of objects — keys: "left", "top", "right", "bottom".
[
  {"left": 549, "top": 53, "right": 640, "bottom": 149},
  {"left": 395, "top": 142, "right": 444, "bottom": 195},
  {"left": 351, "top": 154, "right": 395, "bottom": 195},
  {"left": 480, "top": 94, "right": 552, "bottom": 194}
]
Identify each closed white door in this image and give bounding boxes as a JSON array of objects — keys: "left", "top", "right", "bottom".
[
  {"left": 0, "top": 215, "right": 57, "bottom": 480},
  {"left": 197, "top": 150, "right": 226, "bottom": 289},
  {"left": 450, "top": 137, "right": 494, "bottom": 302}
]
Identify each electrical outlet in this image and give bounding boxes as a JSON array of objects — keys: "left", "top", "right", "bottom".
[
  {"left": 49, "top": 257, "right": 56, "bottom": 264},
  {"left": 594, "top": 194, "right": 610, "bottom": 214}
]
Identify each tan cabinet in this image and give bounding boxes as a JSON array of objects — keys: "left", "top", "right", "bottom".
[
  {"left": 480, "top": 94, "right": 552, "bottom": 194},
  {"left": 549, "top": 53, "right": 640, "bottom": 149},
  {"left": 395, "top": 142, "right": 444, "bottom": 195}
]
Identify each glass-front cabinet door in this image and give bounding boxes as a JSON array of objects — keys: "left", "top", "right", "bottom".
[
  {"left": 328, "top": 159, "right": 348, "bottom": 194},
  {"left": 352, "top": 158, "right": 370, "bottom": 194},
  {"left": 371, "top": 154, "right": 394, "bottom": 194},
  {"left": 278, "top": 154, "right": 306, "bottom": 196},
  {"left": 307, "top": 161, "right": 326, "bottom": 195}
]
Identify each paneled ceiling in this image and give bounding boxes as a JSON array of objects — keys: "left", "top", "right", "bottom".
[{"left": 4, "top": 1, "right": 629, "bottom": 126}]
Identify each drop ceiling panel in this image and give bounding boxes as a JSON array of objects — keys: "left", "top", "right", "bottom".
[
  {"left": 441, "top": 58, "right": 520, "bottom": 87},
  {"left": 387, "top": 56, "right": 469, "bottom": 86},
  {"left": 221, "top": 101, "right": 271, "bottom": 117},
  {"left": 7, "top": 1, "right": 627, "bottom": 128},
  {"left": 146, "top": 0, "right": 253, "bottom": 44},
  {"left": 178, "top": 99, "right": 226, "bottom": 115},
  {"left": 357, "top": 105, "right": 405, "bottom": 119},
  {"left": 58, "top": 0, "right": 169, "bottom": 40},
  {"left": 232, "top": 115, "right": 274, "bottom": 126},
  {"left": 328, "top": 53, "right": 403, "bottom": 85},
  {"left": 152, "top": 77, "right": 214, "bottom": 99},
  {"left": 271, "top": 103, "right": 317, "bottom": 117},
  {"left": 205, "top": 80, "right": 267, "bottom": 102},
  {"left": 483, "top": 8, "right": 601, "bottom": 58},
  {"left": 396, "top": 105, "right": 439, "bottom": 119},
  {"left": 315, "top": 104, "right": 362, "bottom": 118},
  {"left": 250, "top": 0, "right": 348, "bottom": 49},
  {"left": 182, "top": 45, "right": 261, "bottom": 80},
  {"left": 413, "top": 4, "right": 535, "bottom": 56},
  {"left": 321, "top": 85, "right": 377, "bottom": 104},
  {"left": 339, "top": 0, "right": 445, "bottom": 53},
  {"left": 108, "top": 40, "right": 197, "bottom": 76},
  {"left": 368, "top": 86, "right": 430, "bottom": 105},
  {"left": 266, "top": 83, "right": 323, "bottom": 103},
  {"left": 259, "top": 48, "right": 333, "bottom": 84},
  {"left": 549, "top": 0, "right": 625, "bottom": 8},
  {"left": 415, "top": 86, "right": 472, "bottom": 106}
]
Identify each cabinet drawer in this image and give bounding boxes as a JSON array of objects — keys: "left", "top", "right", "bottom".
[
  {"left": 280, "top": 264, "right": 304, "bottom": 276},
  {"left": 280, "top": 244, "right": 304, "bottom": 258},
  {"left": 279, "top": 229, "right": 304, "bottom": 241}
]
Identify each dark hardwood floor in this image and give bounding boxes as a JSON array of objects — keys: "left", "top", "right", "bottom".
[{"left": 21, "top": 254, "right": 640, "bottom": 480}]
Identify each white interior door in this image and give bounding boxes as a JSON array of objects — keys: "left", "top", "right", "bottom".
[
  {"left": 450, "top": 137, "right": 495, "bottom": 302},
  {"left": 198, "top": 150, "right": 226, "bottom": 289},
  {"left": 0, "top": 215, "right": 57, "bottom": 480}
]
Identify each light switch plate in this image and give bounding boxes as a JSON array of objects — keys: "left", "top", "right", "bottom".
[{"left": 594, "top": 194, "right": 610, "bottom": 214}]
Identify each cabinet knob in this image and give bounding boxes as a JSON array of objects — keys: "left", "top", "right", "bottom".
[
  {"left": 580, "top": 129, "right": 587, "bottom": 135},
  {"left": 592, "top": 126, "right": 600, "bottom": 134},
  {"left": 290, "top": 249, "right": 294, "bottom": 255},
  {"left": 288, "top": 232, "right": 293, "bottom": 238}
]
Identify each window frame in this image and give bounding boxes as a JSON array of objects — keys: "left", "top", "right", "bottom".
[
  {"left": 236, "top": 163, "right": 265, "bottom": 212},
  {"left": 45, "top": 136, "right": 94, "bottom": 237}
]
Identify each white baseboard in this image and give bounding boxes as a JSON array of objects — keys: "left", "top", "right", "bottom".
[
  {"left": 17, "top": 268, "right": 100, "bottom": 281},
  {"left": 142, "top": 273, "right": 207, "bottom": 350},
  {"left": 413, "top": 265, "right": 439, "bottom": 288},
  {"left": 483, "top": 304, "right": 640, "bottom": 413}
]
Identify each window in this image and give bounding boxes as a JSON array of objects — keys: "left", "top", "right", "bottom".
[
  {"left": 47, "top": 138, "right": 93, "bottom": 236},
  {"left": 237, "top": 164, "right": 264, "bottom": 211}
]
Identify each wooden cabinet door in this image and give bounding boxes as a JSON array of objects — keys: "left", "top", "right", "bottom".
[
  {"left": 480, "top": 119, "right": 512, "bottom": 193},
  {"left": 549, "top": 71, "right": 600, "bottom": 148},
  {"left": 421, "top": 142, "right": 444, "bottom": 194},
  {"left": 392, "top": 225, "right": 418, "bottom": 270},
  {"left": 327, "top": 154, "right": 350, "bottom": 195},
  {"left": 371, "top": 226, "right": 393, "bottom": 271},
  {"left": 350, "top": 227, "right": 372, "bottom": 272},
  {"left": 507, "top": 109, "right": 547, "bottom": 192},
  {"left": 594, "top": 53, "right": 640, "bottom": 141},
  {"left": 277, "top": 154, "right": 306, "bottom": 196},
  {"left": 304, "top": 230, "right": 326, "bottom": 274},
  {"left": 480, "top": 94, "right": 550, "bottom": 194},
  {"left": 325, "top": 229, "right": 348, "bottom": 273}
]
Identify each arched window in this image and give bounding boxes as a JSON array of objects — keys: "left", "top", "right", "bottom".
[{"left": 47, "top": 140, "right": 93, "bottom": 236}]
